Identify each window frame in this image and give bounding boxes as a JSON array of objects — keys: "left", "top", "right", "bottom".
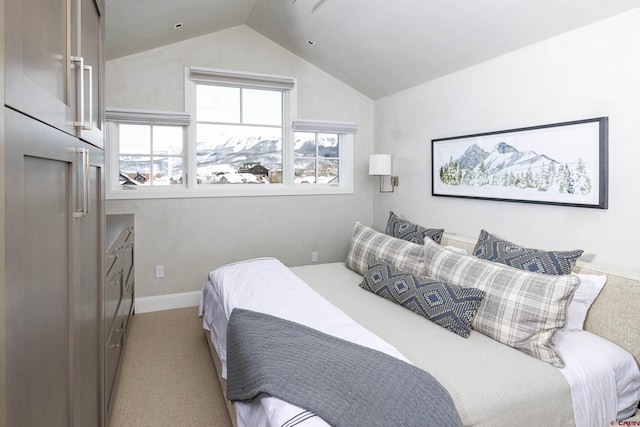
[
  {"left": 105, "top": 108, "right": 191, "bottom": 199},
  {"left": 193, "top": 82, "right": 286, "bottom": 187},
  {"left": 105, "top": 67, "right": 356, "bottom": 200}
]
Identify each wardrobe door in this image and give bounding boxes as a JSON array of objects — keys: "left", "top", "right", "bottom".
[
  {"left": 5, "top": 0, "right": 105, "bottom": 147},
  {"left": 5, "top": 0, "right": 75, "bottom": 134},
  {"left": 77, "top": 0, "right": 105, "bottom": 148},
  {"left": 5, "top": 107, "right": 104, "bottom": 426},
  {"left": 5, "top": 108, "right": 75, "bottom": 427},
  {"left": 71, "top": 145, "right": 103, "bottom": 426}
]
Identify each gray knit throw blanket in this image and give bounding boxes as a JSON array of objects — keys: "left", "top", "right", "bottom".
[{"left": 226, "top": 308, "right": 462, "bottom": 427}]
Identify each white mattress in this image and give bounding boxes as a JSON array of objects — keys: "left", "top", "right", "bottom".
[{"left": 200, "top": 258, "right": 640, "bottom": 427}]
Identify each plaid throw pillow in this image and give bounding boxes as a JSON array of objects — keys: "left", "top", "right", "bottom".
[
  {"left": 360, "top": 260, "right": 485, "bottom": 338},
  {"left": 385, "top": 211, "right": 444, "bottom": 244},
  {"left": 423, "top": 237, "right": 579, "bottom": 367},
  {"left": 473, "top": 229, "right": 583, "bottom": 275},
  {"left": 345, "top": 222, "right": 425, "bottom": 276}
]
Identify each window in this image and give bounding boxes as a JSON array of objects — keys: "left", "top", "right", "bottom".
[
  {"left": 187, "top": 67, "right": 356, "bottom": 196},
  {"left": 294, "top": 132, "right": 340, "bottom": 184},
  {"left": 195, "top": 83, "right": 284, "bottom": 185},
  {"left": 105, "top": 67, "right": 356, "bottom": 199},
  {"left": 106, "top": 109, "right": 190, "bottom": 196},
  {"left": 118, "top": 124, "right": 184, "bottom": 186}
]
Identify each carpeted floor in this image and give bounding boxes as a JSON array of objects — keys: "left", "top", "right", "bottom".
[{"left": 109, "top": 306, "right": 233, "bottom": 427}]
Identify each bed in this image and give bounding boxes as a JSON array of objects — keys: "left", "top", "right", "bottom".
[{"left": 199, "top": 221, "right": 640, "bottom": 427}]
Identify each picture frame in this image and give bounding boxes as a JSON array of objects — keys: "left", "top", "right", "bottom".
[{"left": 431, "top": 117, "right": 608, "bottom": 209}]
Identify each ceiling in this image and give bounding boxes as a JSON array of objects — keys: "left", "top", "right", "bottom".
[{"left": 105, "top": 0, "right": 640, "bottom": 99}]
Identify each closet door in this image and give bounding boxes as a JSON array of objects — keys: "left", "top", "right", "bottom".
[
  {"left": 5, "top": 107, "right": 103, "bottom": 426},
  {"left": 5, "top": 108, "right": 75, "bottom": 427},
  {"left": 5, "top": 0, "right": 105, "bottom": 148},
  {"left": 76, "top": 0, "right": 105, "bottom": 148},
  {"left": 71, "top": 145, "right": 103, "bottom": 426},
  {"left": 5, "top": 0, "right": 74, "bottom": 134}
]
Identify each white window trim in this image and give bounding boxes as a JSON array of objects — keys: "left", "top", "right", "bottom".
[
  {"left": 189, "top": 66, "right": 296, "bottom": 90},
  {"left": 293, "top": 119, "right": 357, "bottom": 134},
  {"left": 105, "top": 108, "right": 192, "bottom": 126}
]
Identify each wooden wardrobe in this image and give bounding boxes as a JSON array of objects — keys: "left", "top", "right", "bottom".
[{"left": 2, "top": 0, "right": 106, "bottom": 425}]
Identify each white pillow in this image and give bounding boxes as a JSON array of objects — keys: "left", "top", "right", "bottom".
[
  {"left": 443, "top": 245, "right": 468, "bottom": 255},
  {"left": 565, "top": 274, "right": 607, "bottom": 331}
]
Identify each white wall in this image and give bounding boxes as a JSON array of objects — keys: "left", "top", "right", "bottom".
[
  {"left": 373, "top": 9, "right": 640, "bottom": 275},
  {"left": 106, "top": 26, "right": 375, "bottom": 298}
]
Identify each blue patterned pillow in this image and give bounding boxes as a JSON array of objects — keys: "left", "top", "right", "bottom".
[
  {"left": 473, "top": 230, "right": 583, "bottom": 275},
  {"left": 385, "top": 211, "right": 444, "bottom": 244},
  {"left": 360, "top": 260, "right": 485, "bottom": 338}
]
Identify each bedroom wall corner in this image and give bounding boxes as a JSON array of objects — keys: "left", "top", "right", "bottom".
[
  {"left": 372, "top": 7, "right": 640, "bottom": 274},
  {"left": 105, "top": 25, "right": 376, "bottom": 300}
]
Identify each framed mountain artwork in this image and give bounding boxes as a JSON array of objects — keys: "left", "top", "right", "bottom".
[{"left": 431, "top": 117, "right": 608, "bottom": 209}]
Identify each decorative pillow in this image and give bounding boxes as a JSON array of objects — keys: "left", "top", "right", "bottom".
[
  {"left": 473, "top": 229, "right": 583, "bottom": 275},
  {"left": 423, "top": 237, "right": 580, "bottom": 367},
  {"left": 385, "top": 211, "right": 444, "bottom": 244},
  {"left": 360, "top": 260, "right": 485, "bottom": 338},
  {"left": 345, "top": 222, "right": 425, "bottom": 276},
  {"left": 566, "top": 274, "right": 607, "bottom": 330}
]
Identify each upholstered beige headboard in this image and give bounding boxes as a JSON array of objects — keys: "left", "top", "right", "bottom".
[{"left": 441, "top": 233, "right": 640, "bottom": 368}]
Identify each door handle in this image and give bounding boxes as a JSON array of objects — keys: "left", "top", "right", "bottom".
[
  {"left": 73, "top": 147, "right": 90, "bottom": 218},
  {"left": 70, "top": 56, "right": 85, "bottom": 129},
  {"left": 83, "top": 64, "right": 93, "bottom": 130}
]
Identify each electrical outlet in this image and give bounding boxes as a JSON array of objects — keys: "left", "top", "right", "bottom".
[
  {"left": 155, "top": 265, "right": 164, "bottom": 278},
  {"left": 311, "top": 251, "right": 318, "bottom": 263}
]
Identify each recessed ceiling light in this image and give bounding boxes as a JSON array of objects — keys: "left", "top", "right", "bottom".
[
  {"left": 175, "top": 23, "right": 183, "bottom": 29},
  {"left": 306, "top": 39, "right": 316, "bottom": 46}
]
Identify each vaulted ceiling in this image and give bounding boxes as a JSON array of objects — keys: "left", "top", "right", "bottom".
[{"left": 105, "top": 0, "right": 640, "bottom": 99}]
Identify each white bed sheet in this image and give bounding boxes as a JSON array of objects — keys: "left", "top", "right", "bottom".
[
  {"left": 557, "top": 329, "right": 640, "bottom": 425},
  {"left": 199, "top": 258, "right": 640, "bottom": 427}
]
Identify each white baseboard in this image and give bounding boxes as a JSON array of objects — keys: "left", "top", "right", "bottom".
[{"left": 134, "top": 291, "right": 201, "bottom": 314}]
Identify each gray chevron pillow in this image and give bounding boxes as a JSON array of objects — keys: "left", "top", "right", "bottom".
[
  {"left": 385, "top": 211, "right": 444, "bottom": 244},
  {"left": 360, "top": 260, "right": 485, "bottom": 338},
  {"left": 473, "top": 230, "right": 583, "bottom": 275}
]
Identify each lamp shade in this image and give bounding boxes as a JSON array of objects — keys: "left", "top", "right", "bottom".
[{"left": 369, "top": 154, "right": 392, "bottom": 176}]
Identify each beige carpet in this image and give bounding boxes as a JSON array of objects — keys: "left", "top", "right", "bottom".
[{"left": 109, "top": 306, "right": 233, "bottom": 427}]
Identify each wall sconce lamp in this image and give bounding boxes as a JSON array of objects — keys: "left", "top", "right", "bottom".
[{"left": 369, "top": 154, "right": 398, "bottom": 193}]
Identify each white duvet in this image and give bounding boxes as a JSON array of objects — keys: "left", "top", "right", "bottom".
[{"left": 199, "top": 257, "right": 640, "bottom": 427}]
